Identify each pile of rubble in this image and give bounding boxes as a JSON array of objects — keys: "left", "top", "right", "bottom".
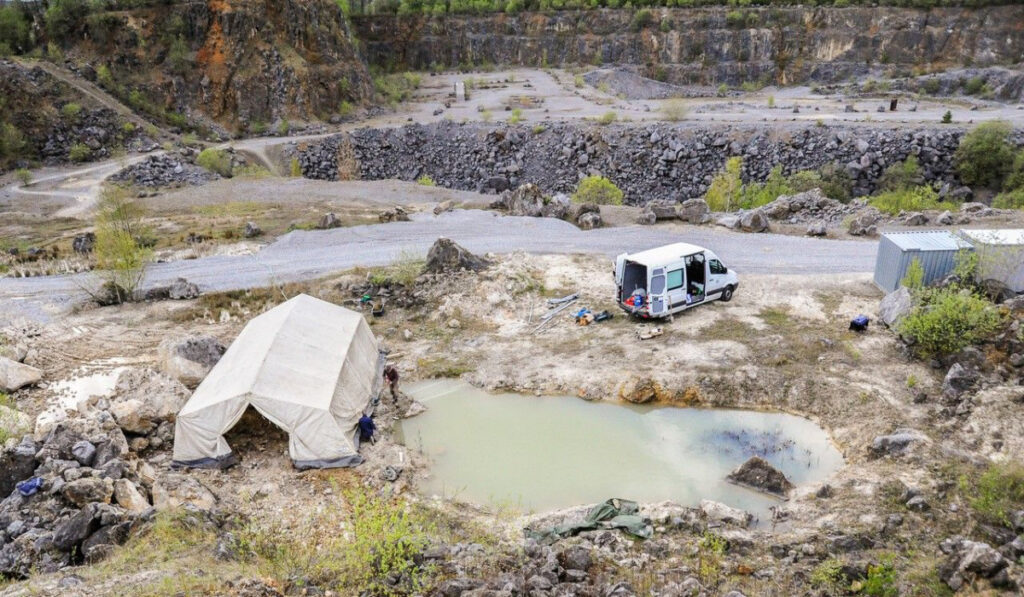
[
  {"left": 109, "top": 154, "right": 220, "bottom": 189},
  {"left": 297, "top": 122, "right": 1009, "bottom": 203},
  {"left": 0, "top": 360, "right": 210, "bottom": 578}
]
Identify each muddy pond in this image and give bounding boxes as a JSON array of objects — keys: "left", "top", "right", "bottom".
[{"left": 397, "top": 380, "right": 843, "bottom": 520}]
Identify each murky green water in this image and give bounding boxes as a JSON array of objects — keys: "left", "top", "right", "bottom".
[{"left": 397, "top": 380, "right": 843, "bottom": 519}]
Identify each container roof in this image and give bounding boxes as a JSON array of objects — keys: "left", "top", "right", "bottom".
[
  {"left": 958, "top": 229, "right": 1024, "bottom": 246},
  {"left": 624, "top": 242, "right": 707, "bottom": 266},
  {"left": 882, "top": 230, "right": 972, "bottom": 252}
]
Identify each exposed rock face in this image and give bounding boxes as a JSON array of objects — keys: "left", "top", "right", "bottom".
[
  {"left": 300, "top": 123, "right": 990, "bottom": 204},
  {"left": 491, "top": 183, "right": 546, "bottom": 217},
  {"left": 55, "top": 0, "right": 371, "bottom": 131},
  {"left": 726, "top": 456, "right": 794, "bottom": 497},
  {"left": 157, "top": 336, "right": 226, "bottom": 388},
  {"left": 761, "top": 188, "right": 857, "bottom": 226},
  {"left": 354, "top": 7, "right": 1024, "bottom": 91},
  {"left": 423, "top": 238, "right": 490, "bottom": 274}
]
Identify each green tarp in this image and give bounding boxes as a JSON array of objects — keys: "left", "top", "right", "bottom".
[{"left": 525, "top": 498, "right": 653, "bottom": 545}]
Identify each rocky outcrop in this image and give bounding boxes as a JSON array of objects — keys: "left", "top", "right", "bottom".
[
  {"left": 726, "top": 456, "right": 794, "bottom": 498},
  {"left": 300, "top": 122, "right": 992, "bottom": 203},
  {"left": 157, "top": 336, "right": 226, "bottom": 388},
  {"left": 353, "top": 7, "right": 1024, "bottom": 89},
  {"left": 109, "top": 155, "right": 220, "bottom": 188},
  {"left": 424, "top": 238, "right": 490, "bottom": 274}
]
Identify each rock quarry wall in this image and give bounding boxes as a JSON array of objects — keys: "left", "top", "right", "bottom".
[
  {"left": 352, "top": 6, "right": 1024, "bottom": 87},
  {"left": 56, "top": 0, "right": 372, "bottom": 130},
  {"left": 298, "top": 122, "right": 998, "bottom": 203}
]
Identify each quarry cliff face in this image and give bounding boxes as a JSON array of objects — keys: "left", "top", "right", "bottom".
[
  {"left": 64, "top": 0, "right": 372, "bottom": 131},
  {"left": 352, "top": 6, "right": 1024, "bottom": 86}
]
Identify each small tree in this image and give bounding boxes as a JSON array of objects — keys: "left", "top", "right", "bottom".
[
  {"left": 196, "top": 148, "right": 233, "bottom": 177},
  {"left": 573, "top": 175, "right": 623, "bottom": 205},
  {"left": 955, "top": 120, "right": 1014, "bottom": 189},
  {"left": 897, "top": 287, "right": 1003, "bottom": 357},
  {"left": 93, "top": 186, "right": 152, "bottom": 304},
  {"left": 900, "top": 258, "right": 924, "bottom": 290},
  {"left": 704, "top": 156, "right": 743, "bottom": 211}
]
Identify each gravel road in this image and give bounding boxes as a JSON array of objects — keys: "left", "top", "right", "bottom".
[{"left": 0, "top": 210, "right": 877, "bottom": 323}]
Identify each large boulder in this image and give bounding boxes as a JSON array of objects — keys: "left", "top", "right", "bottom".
[
  {"left": 636, "top": 210, "right": 657, "bottom": 225},
  {"left": 878, "top": 286, "right": 913, "bottom": 328},
  {"left": 62, "top": 477, "right": 114, "bottom": 507},
  {"left": 738, "top": 209, "right": 769, "bottom": 233},
  {"left": 113, "top": 479, "right": 151, "bottom": 514},
  {"left": 168, "top": 278, "right": 200, "bottom": 300},
  {"left": 0, "top": 356, "right": 42, "bottom": 391},
  {"left": 52, "top": 504, "right": 102, "bottom": 552},
  {"left": 940, "top": 539, "right": 1009, "bottom": 591},
  {"left": 492, "top": 183, "right": 545, "bottom": 217},
  {"left": 726, "top": 456, "right": 794, "bottom": 497},
  {"left": 869, "top": 428, "right": 929, "bottom": 458},
  {"left": 848, "top": 208, "right": 881, "bottom": 236},
  {"left": 646, "top": 200, "right": 679, "bottom": 220},
  {"left": 157, "top": 335, "right": 226, "bottom": 388},
  {"left": 152, "top": 473, "right": 217, "bottom": 511},
  {"left": 423, "top": 238, "right": 490, "bottom": 274},
  {"left": 540, "top": 193, "right": 570, "bottom": 219},
  {"left": 700, "top": 499, "right": 752, "bottom": 527},
  {"left": 0, "top": 436, "right": 38, "bottom": 496},
  {"left": 109, "top": 368, "right": 190, "bottom": 434},
  {"left": 941, "top": 363, "right": 980, "bottom": 401},
  {"left": 577, "top": 211, "right": 602, "bottom": 230},
  {"left": 677, "top": 198, "right": 711, "bottom": 224}
]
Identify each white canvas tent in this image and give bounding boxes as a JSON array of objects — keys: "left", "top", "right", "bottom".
[{"left": 172, "top": 294, "right": 384, "bottom": 470}]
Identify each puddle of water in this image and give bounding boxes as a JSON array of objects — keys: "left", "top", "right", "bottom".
[
  {"left": 37, "top": 365, "right": 129, "bottom": 435},
  {"left": 398, "top": 380, "right": 843, "bottom": 519}
]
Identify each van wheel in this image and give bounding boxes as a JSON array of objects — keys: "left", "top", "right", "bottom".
[{"left": 721, "top": 286, "right": 734, "bottom": 302}]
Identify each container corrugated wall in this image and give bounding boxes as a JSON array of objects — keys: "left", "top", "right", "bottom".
[{"left": 873, "top": 233, "right": 969, "bottom": 293}]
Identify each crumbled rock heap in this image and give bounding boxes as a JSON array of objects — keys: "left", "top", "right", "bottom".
[
  {"left": 109, "top": 154, "right": 219, "bottom": 189},
  {"left": 0, "top": 367, "right": 191, "bottom": 578}
]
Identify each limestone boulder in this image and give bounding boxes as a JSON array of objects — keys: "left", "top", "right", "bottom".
[
  {"left": 879, "top": 286, "right": 913, "bottom": 328},
  {"left": 109, "top": 368, "right": 190, "bottom": 434},
  {"left": 0, "top": 356, "right": 42, "bottom": 391},
  {"left": 424, "top": 238, "right": 490, "bottom": 274},
  {"left": 157, "top": 335, "right": 226, "bottom": 388},
  {"left": 113, "top": 479, "right": 151, "bottom": 514}
]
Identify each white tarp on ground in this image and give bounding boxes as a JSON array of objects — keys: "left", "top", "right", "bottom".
[{"left": 172, "top": 294, "right": 382, "bottom": 469}]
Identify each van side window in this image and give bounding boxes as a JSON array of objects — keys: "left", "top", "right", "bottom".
[
  {"left": 710, "top": 259, "right": 727, "bottom": 275},
  {"left": 667, "top": 269, "right": 684, "bottom": 290}
]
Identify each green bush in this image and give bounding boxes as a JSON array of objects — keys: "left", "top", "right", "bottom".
[
  {"left": 374, "top": 72, "right": 422, "bottom": 105},
  {"left": 898, "top": 287, "right": 1004, "bottom": 357},
  {"left": 876, "top": 155, "right": 922, "bottom": 192},
  {"left": 166, "top": 36, "right": 191, "bottom": 75},
  {"left": 966, "top": 461, "right": 1024, "bottom": 528},
  {"left": 955, "top": 120, "right": 1015, "bottom": 189},
  {"left": 573, "top": 175, "right": 623, "bottom": 205},
  {"left": 61, "top": 102, "right": 83, "bottom": 120},
  {"left": 196, "top": 148, "right": 233, "bottom": 177},
  {"left": 69, "top": 143, "right": 92, "bottom": 162},
  {"left": 900, "top": 258, "right": 924, "bottom": 290},
  {"left": 1003, "top": 150, "right": 1024, "bottom": 192},
  {"left": 338, "top": 101, "right": 355, "bottom": 118},
  {"left": 869, "top": 186, "right": 954, "bottom": 215},
  {"left": 630, "top": 8, "right": 654, "bottom": 31},
  {"left": 941, "top": 110, "right": 952, "bottom": 124},
  {"left": 45, "top": 0, "right": 90, "bottom": 41},
  {"left": 596, "top": 111, "right": 617, "bottom": 125},
  {"left": 507, "top": 108, "right": 523, "bottom": 124},
  {"left": 15, "top": 168, "right": 31, "bottom": 185},
  {"left": 862, "top": 554, "right": 899, "bottom": 597},
  {"left": 963, "top": 76, "right": 985, "bottom": 95},
  {"left": 787, "top": 169, "right": 822, "bottom": 193},
  {"left": 661, "top": 99, "right": 688, "bottom": 122},
  {"left": 817, "top": 162, "right": 853, "bottom": 203},
  {"left": 96, "top": 64, "right": 114, "bottom": 88},
  {"left": 416, "top": 174, "right": 436, "bottom": 186},
  {"left": 992, "top": 188, "right": 1024, "bottom": 210},
  {"left": 741, "top": 165, "right": 793, "bottom": 208},
  {"left": 0, "top": 5, "right": 32, "bottom": 55},
  {"left": 0, "top": 122, "right": 26, "bottom": 162},
  {"left": 725, "top": 10, "right": 744, "bottom": 27}
]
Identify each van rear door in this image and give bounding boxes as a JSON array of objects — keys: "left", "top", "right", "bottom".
[{"left": 649, "top": 267, "right": 667, "bottom": 316}]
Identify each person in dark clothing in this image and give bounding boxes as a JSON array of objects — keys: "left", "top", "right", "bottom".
[
  {"left": 358, "top": 415, "right": 376, "bottom": 444},
  {"left": 383, "top": 365, "right": 400, "bottom": 402}
]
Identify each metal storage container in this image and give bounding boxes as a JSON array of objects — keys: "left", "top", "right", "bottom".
[
  {"left": 873, "top": 231, "right": 973, "bottom": 293},
  {"left": 959, "top": 229, "right": 1024, "bottom": 293}
]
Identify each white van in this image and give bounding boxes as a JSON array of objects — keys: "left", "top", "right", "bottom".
[{"left": 614, "top": 242, "right": 739, "bottom": 318}]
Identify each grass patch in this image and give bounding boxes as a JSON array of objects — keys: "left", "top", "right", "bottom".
[
  {"left": 963, "top": 461, "right": 1024, "bottom": 528},
  {"left": 368, "top": 251, "right": 425, "bottom": 287},
  {"left": 415, "top": 355, "right": 473, "bottom": 378},
  {"left": 869, "top": 186, "right": 955, "bottom": 215},
  {"left": 196, "top": 148, "right": 233, "bottom": 178}
]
